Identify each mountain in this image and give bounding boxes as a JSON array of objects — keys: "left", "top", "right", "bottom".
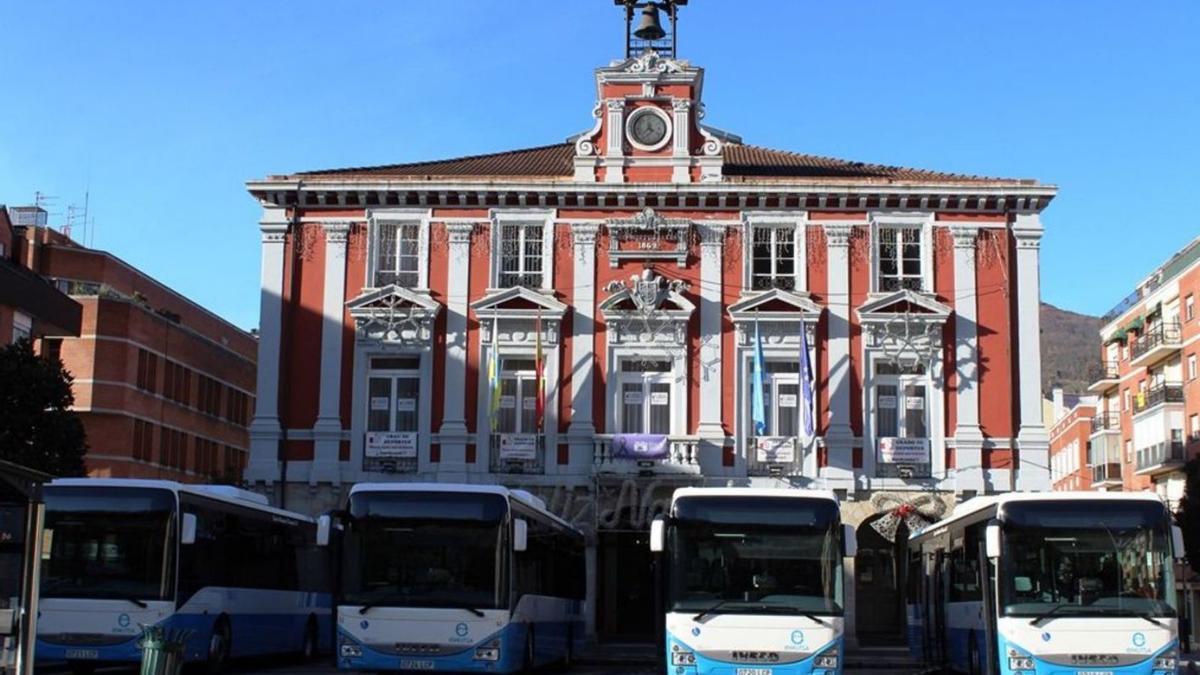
[{"left": 1040, "top": 302, "right": 1103, "bottom": 397}]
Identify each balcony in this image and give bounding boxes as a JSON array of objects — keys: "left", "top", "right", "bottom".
[
  {"left": 1135, "top": 439, "right": 1186, "bottom": 476},
  {"left": 1087, "top": 361, "right": 1121, "bottom": 393},
  {"left": 1133, "top": 383, "right": 1184, "bottom": 415},
  {"left": 1130, "top": 322, "right": 1181, "bottom": 368},
  {"left": 1090, "top": 411, "right": 1122, "bottom": 435},
  {"left": 1090, "top": 462, "right": 1123, "bottom": 487},
  {"left": 489, "top": 434, "right": 545, "bottom": 475},
  {"left": 747, "top": 436, "right": 802, "bottom": 477},
  {"left": 592, "top": 434, "right": 701, "bottom": 475}
]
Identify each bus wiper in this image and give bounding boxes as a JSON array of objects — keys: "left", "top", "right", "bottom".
[
  {"left": 1132, "top": 613, "right": 1165, "bottom": 627},
  {"left": 1029, "top": 604, "right": 1082, "bottom": 626},
  {"left": 693, "top": 600, "right": 738, "bottom": 622},
  {"left": 358, "top": 595, "right": 485, "bottom": 617},
  {"left": 117, "top": 595, "right": 148, "bottom": 609},
  {"left": 751, "top": 605, "right": 830, "bottom": 626}
]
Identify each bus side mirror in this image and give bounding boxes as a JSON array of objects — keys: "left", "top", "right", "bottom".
[
  {"left": 842, "top": 524, "right": 857, "bottom": 558},
  {"left": 985, "top": 522, "right": 1001, "bottom": 559},
  {"left": 1173, "top": 525, "right": 1186, "bottom": 560},
  {"left": 181, "top": 513, "right": 197, "bottom": 545},
  {"left": 316, "top": 515, "right": 332, "bottom": 547},
  {"left": 513, "top": 519, "right": 528, "bottom": 552},
  {"left": 650, "top": 518, "right": 665, "bottom": 553}
]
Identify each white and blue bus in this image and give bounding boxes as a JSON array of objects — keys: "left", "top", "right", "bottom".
[
  {"left": 649, "top": 487, "right": 856, "bottom": 675},
  {"left": 906, "top": 492, "right": 1184, "bottom": 675},
  {"left": 322, "top": 483, "right": 585, "bottom": 673},
  {"left": 36, "top": 479, "right": 331, "bottom": 674}
]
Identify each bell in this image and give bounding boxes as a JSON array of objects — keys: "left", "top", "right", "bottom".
[{"left": 633, "top": 2, "right": 666, "bottom": 41}]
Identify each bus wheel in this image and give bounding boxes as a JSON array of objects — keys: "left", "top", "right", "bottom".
[
  {"left": 301, "top": 617, "right": 318, "bottom": 660},
  {"left": 206, "top": 618, "right": 231, "bottom": 675}
]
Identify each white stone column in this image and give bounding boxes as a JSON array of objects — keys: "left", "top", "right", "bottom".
[
  {"left": 311, "top": 221, "right": 350, "bottom": 485},
  {"left": 697, "top": 224, "right": 726, "bottom": 455},
  {"left": 1013, "top": 213, "right": 1050, "bottom": 491},
  {"left": 247, "top": 206, "right": 288, "bottom": 484},
  {"left": 438, "top": 222, "right": 474, "bottom": 473},
  {"left": 951, "top": 225, "right": 985, "bottom": 492},
  {"left": 567, "top": 224, "right": 600, "bottom": 472},
  {"left": 603, "top": 99, "right": 625, "bottom": 184},
  {"left": 671, "top": 99, "right": 692, "bottom": 184},
  {"left": 824, "top": 224, "right": 855, "bottom": 487}
]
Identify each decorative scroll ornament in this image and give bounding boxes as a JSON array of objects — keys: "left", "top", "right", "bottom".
[
  {"left": 624, "top": 49, "right": 687, "bottom": 74},
  {"left": 602, "top": 268, "right": 692, "bottom": 367},
  {"left": 870, "top": 311, "right": 944, "bottom": 368},
  {"left": 869, "top": 493, "right": 947, "bottom": 543}
]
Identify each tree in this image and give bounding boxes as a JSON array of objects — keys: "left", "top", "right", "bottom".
[
  {"left": 0, "top": 338, "right": 86, "bottom": 476},
  {"left": 1177, "top": 457, "right": 1200, "bottom": 575}
]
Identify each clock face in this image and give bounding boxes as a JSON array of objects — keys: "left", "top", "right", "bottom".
[{"left": 629, "top": 108, "right": 669, "bottom": 148}]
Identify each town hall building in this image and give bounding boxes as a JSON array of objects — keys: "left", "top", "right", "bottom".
[{"left": 242, "top": 11, "right": 1056, "bottom": 646}]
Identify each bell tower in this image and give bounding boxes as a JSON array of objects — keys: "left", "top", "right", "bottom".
[{"left": 572, "top": 1, "right": 729, "bottom": 184}]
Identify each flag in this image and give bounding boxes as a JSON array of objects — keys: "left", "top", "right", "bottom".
[
  {"left": 535, "top": 309, "right": 545, "bottom": 431},
  {"left": 799, "top": 319, "right": 816, "bottom": 445},
  {"left": 489, "top": 317, "right": 501, "bottom": 431},
  {"left": 751, "top": 316, "right": 766, "bottom": 436}
]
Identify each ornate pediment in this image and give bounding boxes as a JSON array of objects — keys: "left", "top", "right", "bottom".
[
  {"left": 347, "top": 285, "right": 441, "bottom": 346},
  {"left": 471, "top": 286, "right": 568, "bottom": 320},
  {"left": 600, "top": 269, "right": 693, "bottom": 347},
  {"left": 728, "top": 288, "right": 823, "bottom": 323},
  {"left": 606, "top": 208, "right": 692, "bottom": 267},
  {"left": 857, "top": 289, "right": 952, "bottom": 323}
]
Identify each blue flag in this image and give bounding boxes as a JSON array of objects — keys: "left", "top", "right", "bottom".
[
  {"left": 799, "top": 319, "right": 816, "bottom": 444},
  {"left": 751, "top": 318, "right": 766, "bottom": 435}
]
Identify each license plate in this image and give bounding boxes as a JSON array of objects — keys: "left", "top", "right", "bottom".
[
  {"left": 398, "top": 660, "right": 435, "bottom": 671},
  {"left": 1078, "top": 672, "right": 1113, "bottom": 675},
  {"left": 736, "top": 669, "right": 772, "bottom": 675},
  {"left": 64, "top": 649, "right": 99, "bottom": 660}
]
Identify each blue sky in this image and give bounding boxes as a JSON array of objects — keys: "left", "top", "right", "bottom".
[{"left": 2, "top": 1, "right": 1197, "bottom": 330}]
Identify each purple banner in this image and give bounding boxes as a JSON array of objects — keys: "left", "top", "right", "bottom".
[{"left": 611, "top": 434, "right": 670, "bottom": 460}]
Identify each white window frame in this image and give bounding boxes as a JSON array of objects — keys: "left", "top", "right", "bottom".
[
  {"left": 1190, "top": 354, "right": 1197, "bottom": 381},
  {"left": 12, "top": 311, "right": 31, "bottom": 343},
  {"left": 742, "top": 212, "right": 806, "bottom": 293},
  {"left": 365, "top": 358, "right": 423, "bottom": 435},
  {"left": 1187, "top": 295, "right": 1195, "bottom": 322},
  {"left": 496, "top": 357, "right": 540, "bottom": 435},
  {"left": 367, "top": 209, "right": 430, "bottom": 290},
  {"left": 617, "top": 364, "right": 674, "bottom": 435},
  {"left": 749, "top": 363, "right": 802, "bottom": 438},
  {"left": 873, "top": 372, "right": 930, "bottom": 440},
  {"left": 490, "top": 209, "right": 554, "bottom": 290},
  {"left": 869, "top": 212, "right": 933, "bottom": 294}
]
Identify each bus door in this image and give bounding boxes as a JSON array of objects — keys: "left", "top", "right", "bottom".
[
  {"left": 978, "top": 545, "right": 998, "bottom": 675},
  {"left": 933, "top": 549, "right": 948, "bottom": 667}
]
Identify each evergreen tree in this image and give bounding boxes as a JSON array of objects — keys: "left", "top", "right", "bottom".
[
  {"left": 0, "top": 338, "right": 87, "bottom": 476},
  {"left": 1177, "top": 457, "right": 1200, "bottom": 575}
]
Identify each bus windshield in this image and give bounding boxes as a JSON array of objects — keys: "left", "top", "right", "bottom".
[
  {"left": 342, "top": 491, "right": 508, "bottom": 610},
  {"left": 41, "top": 486, "right": 177, "bottom": 602},
  {"left": 1000, "top": 500, "right": 1176, "bottom": 619},
  {"left": 669, "top": 497, "right": 843, "bottom": 616}
]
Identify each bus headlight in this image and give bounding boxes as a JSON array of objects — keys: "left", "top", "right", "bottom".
[
  {"left": 814, "top": 649, "right": 839, "bottom": 669},
  {"left": 1008, "top": 656, "right": 1035, "bottom": 671},
  {"left": 1154, "top": 651, "right": 1178, "bottom": 671},
  {"left": 670, "top": 648, "right": 696, "bottom": 666}
]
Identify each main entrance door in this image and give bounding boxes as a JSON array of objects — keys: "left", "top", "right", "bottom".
[
  {"left": 596, "top": 529, "right": 658, "bottom": 643},
  {"left": 855, "top": 516, "right": 908, "bottom": 645}
]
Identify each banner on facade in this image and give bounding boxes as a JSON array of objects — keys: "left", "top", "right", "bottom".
[
  {"left": 499, "top": 433, "right": 539, "bottom": 460},
  {"left": 755, "top": 436, "right": 795, "bottom": 463},
  {"left": 365, "top": 431, "right": 418, "bottom": 458},
  {"left": 611, "top": 434, "right": 669, "bottom": 460},
  {"left": 877, "top": 437, "right": 930, "bottom": 464}
]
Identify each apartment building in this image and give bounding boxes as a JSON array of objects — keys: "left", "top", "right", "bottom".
[
  {"left": 0, "top": 206, "right": 80, "bottom": 344},
  {"left": 1048, "top": 398, "right": 1096, "bottom": 491}
]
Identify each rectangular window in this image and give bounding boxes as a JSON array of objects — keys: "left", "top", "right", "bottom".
[
  {"left": 197, "top": 375, "right": 222, "bottom": 417},
  {"left": 132, "top": 419, "right": 155, "bottom": 462},
  {"left": 496, "top": 358, "right": 538, "bottom": 434},
  {"left": 751, "top": 225, "right": 797, "bottom": 290},
  {"left": 1124, "top": 439, "right": 1132, "bottom": 463},
  {"left": 163, "top": 361, "right": 191, "bottom": 406},
  {"left": 223, "top": 389, "right": 250, "bottom": 427},
  {"left": 1191, "top": 414, "right": 1199, "bottom": 442},
  {"left": 751, "top": 361, "right": 801, "bottom": 438},
  {"left": 1188, "top": 295, "right": 1195, "bottom": 322},
  {"left": 11, "top": 311, "right": 32, "bottom": 343},
  {"left": 619, "top": 359, "right": 673, "bottom": 435},
  {"left": 373, "top": 222, "right": 421, "bottom": 288},
  {"left": 1123, "top": 388, "right": 1130, "bottom": 411},
  {"left": 498, "top": 224, "right": 544, "bottom": 289},
  {"left": 1190, "top": 354, "right": 1198, "bottom": 381},
  {"left": 877, "top": 226, "right": 923, "bottom": 292},
  {"left": 136, "top": 349, "right": 158, "bottom": 393}
]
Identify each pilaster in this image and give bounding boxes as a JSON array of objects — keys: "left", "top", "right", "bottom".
[
  {"left": 697, "top": 223, "right": 726, "bottom": 442},
  {"left": 311, "top": 220, "right": 351, "bottom": 485},
  {"left": 247, "top": 206, "right": 288, "bottom": 484},
  {"left": 438, "top": 222, "right": 474, "bottom": 474},
  {"left": 1013, "top": 213, "right": 1050, "bottom": 491},
  {"left": 951, "top": 225, "right": 985, "bottom": 492},
  {"left": 568, "top": 223, "right": 600, "bottom": 471},
  {"left": 603, "top": 99, "right": 625, "bottom": 184},
  {"left": 671, "top": 98, "right": 692, "bottom": 183},
  {"left": 823, "top": 223, "right": 855, "bottom": 487}
]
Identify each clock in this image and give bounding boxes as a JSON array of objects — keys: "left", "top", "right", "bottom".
[{"left": 626, "top": 106, "right": 672, "bottom": 151}]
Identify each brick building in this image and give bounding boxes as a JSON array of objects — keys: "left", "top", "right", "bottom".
[
  {"left": 1048, "top": 398, "right": 1096, "bottom": 491},
  {"left": 1088, "top": 235, "right": 1200, "bottom": 505},
  {"left": 243, "top": 48, "right": 1056, "bottom": 645},
  {"left": 0, "top": 206, "right": 80, "bottom": 345},
  {"left": 12, "top": 215, "right": 257, "bottom": 483}
]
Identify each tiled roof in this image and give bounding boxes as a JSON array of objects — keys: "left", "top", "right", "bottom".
[{"left": 287, "top": 142, "right": 1031, "bottom": 185}]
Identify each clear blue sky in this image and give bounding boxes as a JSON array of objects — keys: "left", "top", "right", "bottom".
[{"left": 3, "top": 1, "right": 1197, "bottom": 330}]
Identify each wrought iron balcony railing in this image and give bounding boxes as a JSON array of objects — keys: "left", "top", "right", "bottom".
[
  {"left": 1133, "top": 383, "right": 1184, "bottom": 414},
  {"left": 1091, "top": 412, "right": 1122, "bottom": 433},
  {"left": 1130, "top": 322, "right": 1182, "bottom": 363}
]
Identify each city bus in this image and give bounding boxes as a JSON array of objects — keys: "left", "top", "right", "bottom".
[
  {"left": 649, "top": 487, "right": 856, "bottom": 675},
  {"left": 320, "top": 483, "right": 585, "bottom": 673},
  {"left": 906, "top": 492, "right": 1184, "bottom": 675},
  {"left": 35, "top": 479, "right": 331, "bottom": 674}
]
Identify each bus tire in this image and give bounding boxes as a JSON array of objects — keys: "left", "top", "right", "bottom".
[
  {"left": 206, "top": 616, "right": 232, "bottom": 675},
  {"left": 301, "top": 616, "right": 319, "bottom": 659}
]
